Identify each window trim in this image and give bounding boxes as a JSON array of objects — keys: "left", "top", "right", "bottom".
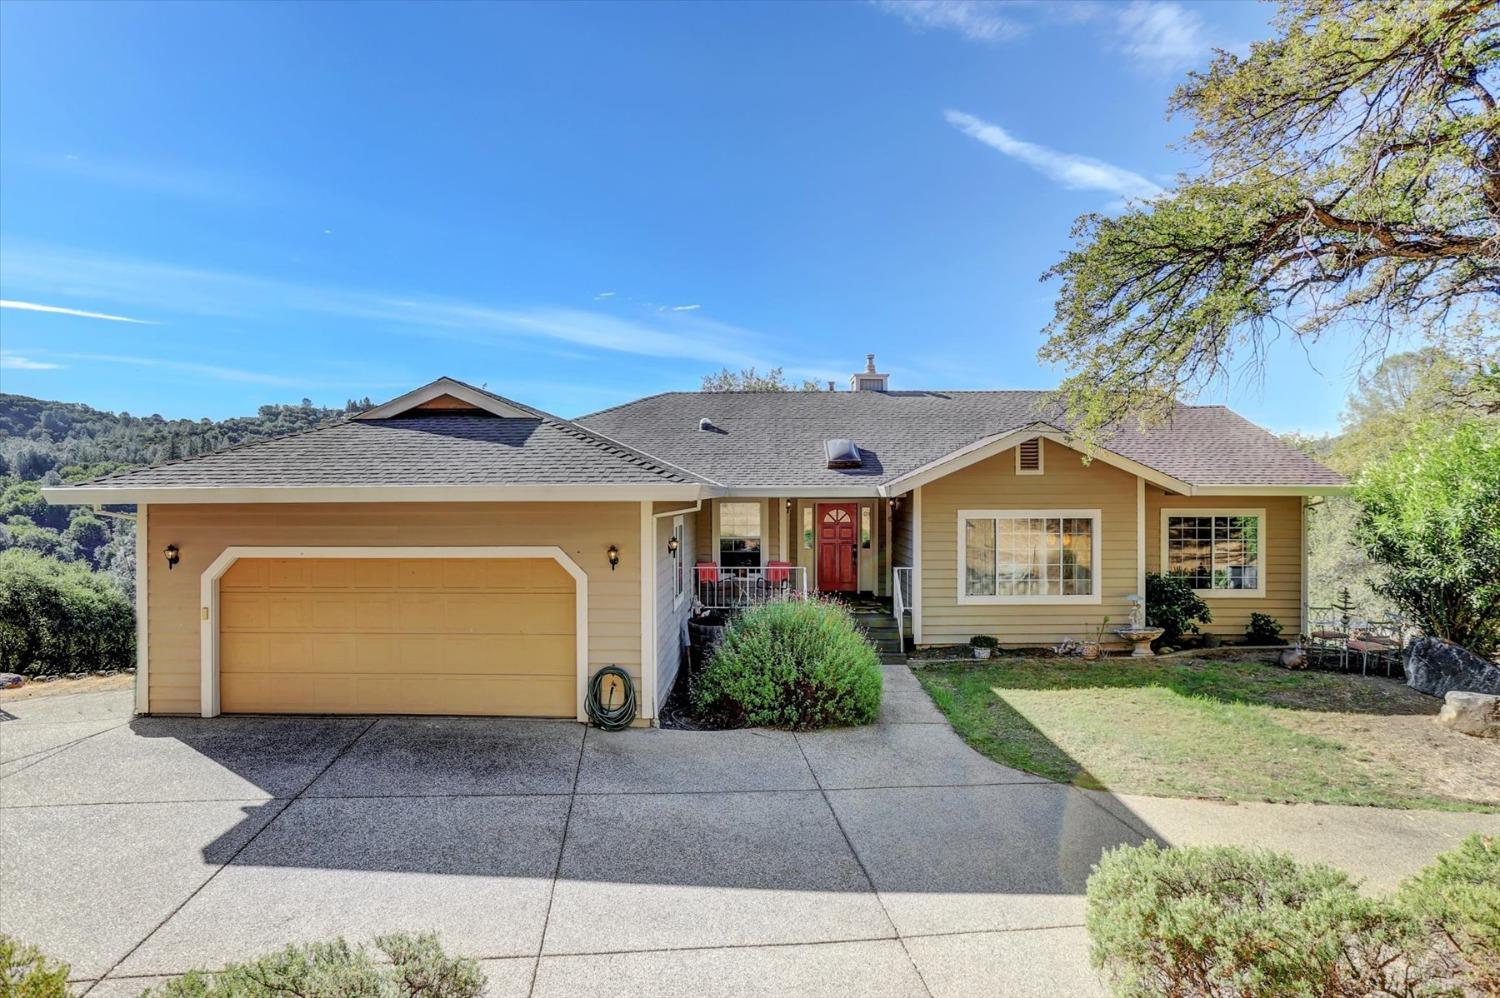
[
  {"left": 1159, "top": 507, "right": 1267, "bottom": 599},
  {"left": 1015, "top": 437, "right": 1044, "bottom": 476},
  {"left": 714, "top": 499, "right": 765, "bottom": 567},
  {"left": 672, "top": 515, "right": 687, "bottom": 609},
  {"left": 956, "top": 508, "right": 1103, "bottom": 605}
]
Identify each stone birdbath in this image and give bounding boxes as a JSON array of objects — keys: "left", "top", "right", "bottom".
[
  {"left": 1115, "top": 626, "right": 1165, "bottom": 658},
  {"left": 1115, "top": 594, "right": 1163, "bottom": 657}
]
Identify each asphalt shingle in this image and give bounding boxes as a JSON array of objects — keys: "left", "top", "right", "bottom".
[{"left": 579, "top": 390, "right": 1346, "bottom": 488}]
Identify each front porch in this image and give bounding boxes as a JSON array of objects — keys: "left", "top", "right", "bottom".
[
  {"left": 691, "top": 495, "right": 914, "bottom": 628},
  {"left": 686, "top": 496, "right": 916, "bottom": 648}
]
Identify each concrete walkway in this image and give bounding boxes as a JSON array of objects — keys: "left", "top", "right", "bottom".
[{"left": 2, "top": 668, "right": 1497, "bottom": 998}]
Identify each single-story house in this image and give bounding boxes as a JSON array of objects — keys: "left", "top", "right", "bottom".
[{"left": 44, "top": 357, "right": 1346, "bottom": 723}]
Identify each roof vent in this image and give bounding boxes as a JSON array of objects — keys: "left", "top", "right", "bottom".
[
  {"left": 850, "top": 353, "right": 889, "bottom": 392},
  {"left": 1017, "top": 437, "right": 1043, "bottom": 474},
  {"left": 824, "top": 438, "right": 862, "bottom": 469},
  {"left": 698, "top": 417, "right": 718, "bottom": 432}
]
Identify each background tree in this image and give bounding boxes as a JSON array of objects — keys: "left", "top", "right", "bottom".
[
  {"left": 1042, "top": 0, "right": 1499, "bottom": 441},
  {"left": 1354, "top": 421, "right": 1500, "bottom": 655},
  {"left": 701, "top": 367, "right": 822, "bottom": 392}
]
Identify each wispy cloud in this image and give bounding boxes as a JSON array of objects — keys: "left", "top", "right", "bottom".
[
  {"left": 0, "top": 299, "right": 156, "bottom": 324},
  {"left": 1, "top": 242, "right": 779, "bottom": 372},
  {"left": 1114, "top": 1, "right": 1218, "bottom": 72},
  {"left": 0, "top": 351, "right": 64, "bottom": 371},
  {"left": 670, "top": 304, "right": 702, "bottom": 312},
  {"left": 943, "top": 109, "right": 1163, "bottom": 201},
  {"left": 46, "top": 352, "right": 311, "bottom": 386},
  {"left": 871, "top": 1, "right": 1025, "bottom": 43},
  {"left": 15, "top": 151, "right": 267, "bottom": 203},
  {"left": 873, "top": 0, "right": 1227, "bottom": 74}
]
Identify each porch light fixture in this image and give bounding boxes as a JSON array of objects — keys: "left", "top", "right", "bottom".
[
  {"left": 607, "top": 544, "right": 620, "bottom": 571},
  {"left": 785, "top": 498, "right": 793, "bottom": 511},
  {"left": 163, "top": 544, "right": 180, "bottom": 570},
  {"left": 666, "top": 535, "right": 679, "bottom": 557}
]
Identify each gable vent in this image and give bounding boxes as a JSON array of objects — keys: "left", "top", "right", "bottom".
[
  {"left": 824, "top": 438, "right": 862, "bottom": 469},
  {"left": 1017, "top": 437, "right": 1043, "bottom": 474}
]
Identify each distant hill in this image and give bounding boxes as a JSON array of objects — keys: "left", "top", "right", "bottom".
[{"left": 0, "top": 393, "right": 371, "bottom": 483}]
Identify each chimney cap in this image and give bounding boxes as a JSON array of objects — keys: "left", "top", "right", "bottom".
[
  {"left": 866, "top": 353, "right": 877, "bottom": 373},
  {"left": 850, "top": 354, "right": 890, "bottom": 392}
]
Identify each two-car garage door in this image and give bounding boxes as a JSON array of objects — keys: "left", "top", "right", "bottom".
[{"left": 217, "top": 557, "right": 576, "bottom": 716}]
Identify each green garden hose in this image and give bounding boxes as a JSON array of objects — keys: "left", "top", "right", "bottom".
[{"left": 585, "top": 665, "right": 637, "bottom": 730}]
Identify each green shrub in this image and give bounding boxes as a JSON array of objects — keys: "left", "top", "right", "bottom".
[
  {"left": 144, "top": 932, "right": 484, "bottom": 997},
  {"left": 690, "top": 598, "right": 881, "bottom": 729},
  {"left": 1086, "top": 842, "right": 1425, "bottom": 997},
  {"left": 0, "top": 548, "right": 134, "bottom": 675},
  {"left": 0, "top": 935, "right": 71, "bottom": 998},
  {"left": 1246, "top": 612, "right": 1284, "bottom": 645},
  {"left": 1355, "top": 421, "right": 1500, "bottom": 656},
  {"left": 1397, "top": 834, "right": 1500, "bottom": 994},
  {"left": 1144, "top": 572, "right": 1212, "bottom": 645},
  {"left": 969, "top": 634, "right": 999, "bottom": 650}
]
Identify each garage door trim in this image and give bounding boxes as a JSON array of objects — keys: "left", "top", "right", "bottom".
[{"left": 198, "top": 546, "right": 589, "bottom": 720}]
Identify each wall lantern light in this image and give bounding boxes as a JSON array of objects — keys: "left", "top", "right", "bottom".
[
  {"left": 607, "top": 544, "right": 620, "bottom": 571},
  {"left": 164, "top": 544, "right": 181, "bottom": 570},
  {"left": 666, "top": 535, "right": 679, "bottom": 557},
  {"left": 785, "top": 498, "right": 793, "bottom": 512}
]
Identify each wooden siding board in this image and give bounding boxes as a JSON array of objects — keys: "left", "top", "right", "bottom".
[
  {"left": 918, "top": 442, "right": 1139, "bottom": 647},
  {"left": 1144, "top": 491, "right": 1304, "bottom": 637}
]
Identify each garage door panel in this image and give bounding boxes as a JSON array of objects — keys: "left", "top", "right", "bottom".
[
  {"left": 220, "top": 595, "right": 269, "bottom": 631},
  {"left": 219, "top": 557, "right": 576, "bottom": 717}
]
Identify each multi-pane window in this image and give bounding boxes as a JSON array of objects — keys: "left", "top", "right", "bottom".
[
  {"left": 1165, "top": 513, "right": 1261, "bottom": 592},
  {"left": 719, "top": 501, "right": 762, "bottom": 568},
  {"left": 960, "top": 511, "right": 1098, "bottom": 601}
]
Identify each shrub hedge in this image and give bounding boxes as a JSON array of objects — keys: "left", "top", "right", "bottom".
[
  {"left": 0, "top": 548, "right": 134, "bottom": 675},
  {"left": 0, "top": 935, "right": 70, "bottom": 998},
  {"left": 1087, "top": 835, "right": 1499, "bottom": 997},
  {"left": 145, "top": 933, "right": 484, "bottom": 997},
  {"left": 690, "top": 598, "right": 882, "bottom": 729}
]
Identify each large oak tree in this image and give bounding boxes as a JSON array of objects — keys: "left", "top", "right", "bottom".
[{"left": 1041, "top": 0, "right": 1498, "bottom": 440}]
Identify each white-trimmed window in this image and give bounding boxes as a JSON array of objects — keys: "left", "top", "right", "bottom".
[
  {"left": 957, "top": 509, "right": 1101, "bottom": 604},
  {"left": 718, "top": 501, "right": 762, "bottom": 568},
  {"left": 1161, "top": 508, "right": 1265, "bottom": 597},
  {"left": 672, "top": 516, "right": 686, "bottom": 606}
]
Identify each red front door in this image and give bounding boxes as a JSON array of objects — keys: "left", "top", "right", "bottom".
[{"left": 817, "top": 503, "right": 858, "bottom": 592}]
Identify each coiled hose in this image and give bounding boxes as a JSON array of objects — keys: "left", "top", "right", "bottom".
[{"left": 585, "top": 664, "right": 637, "bottom": 731}]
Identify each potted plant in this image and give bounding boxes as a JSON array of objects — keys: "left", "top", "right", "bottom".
[
  {"left": 969, "top": 635, "right": 998, "bottom": 660},
  {"left": 1079, "top": 616, "right": 1111, "bottom": 660}
]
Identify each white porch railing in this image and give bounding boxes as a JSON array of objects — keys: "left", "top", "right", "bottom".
[
  {"left": 694, "top": 565, "right": 808, "bottom": 611},
  {"left": 893, "top": 566, "right": 913, "bottom": 648}
]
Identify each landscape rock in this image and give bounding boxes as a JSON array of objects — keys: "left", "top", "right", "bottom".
[
  {"left": 1404, "top": 636, "right": 1500, "bottom": 697},
  {"left": 0, "top": 673, "right": 23, "bottom": 689},
  {"left": 1435, "top": 691, "right": 1500, "bottom": 738}
]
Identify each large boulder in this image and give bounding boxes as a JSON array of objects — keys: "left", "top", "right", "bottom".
[
  {"left": 1404, "top": 636, "right": 1500, "bottom": 697},
  {"left": 1435, "top": 691, "right": 1500, "bottom": 738}
]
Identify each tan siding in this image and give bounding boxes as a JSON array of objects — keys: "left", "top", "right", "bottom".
[
  {"left": 892, "top": 497, "right": 914, "bottom": 568},
  {"left": 1145, "top": 491, "right": 1304, "bottom": 638},
  {"left": 654, "top": 510, "right": 696, "bottom": 712},
  {"left": 147, "top": 502, "right": 641, "bottom": 715},
  {"left": 919, "top": 443, "right": 1139, "bottom": 648}
]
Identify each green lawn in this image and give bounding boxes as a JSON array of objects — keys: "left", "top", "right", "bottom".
[{"left": 916, "top": 656, "right": 1499, "bottom": 812}]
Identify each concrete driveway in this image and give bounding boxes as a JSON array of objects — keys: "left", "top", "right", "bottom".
[{"left": 4, "top": 666, "right": 1497, "bottom": 998}]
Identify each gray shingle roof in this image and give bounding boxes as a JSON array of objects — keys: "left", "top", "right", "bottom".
[
  {"left": 579, "top": 390, "right": 1346, "bottom": 488},
  {"left": 61, "top": 413, "right": 697, "bottom": 491}
]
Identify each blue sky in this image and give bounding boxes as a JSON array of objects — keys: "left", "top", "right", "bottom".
[{"left": 0, "top": 0, "right": 1403, "bottom": 432}]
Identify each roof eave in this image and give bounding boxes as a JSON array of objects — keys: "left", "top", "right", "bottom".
[
  {"left": 42, "top": 483, "right": 708, "bottom": 505},
  {"left": 1189, "top": 483, "right": 1352, "bottom": 496}
]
